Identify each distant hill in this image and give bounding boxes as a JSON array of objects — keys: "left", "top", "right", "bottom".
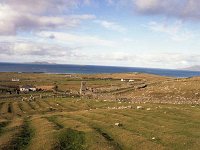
[
  {"left": 181, "top": 65, "right": 200, "bottom": 71},
  {"left": 29, "top": 61, "right": 57, "bottom": 65}
]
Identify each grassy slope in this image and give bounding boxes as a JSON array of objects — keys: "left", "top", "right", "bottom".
[
  {"left": 0, "top": 98, "right": 199, "bottom": 150},
  {"left": 0, "top": 73, "right": 200, "bottom": 149}
]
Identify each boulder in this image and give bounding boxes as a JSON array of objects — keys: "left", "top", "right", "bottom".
[
  {"left": 115, "top": 123, "right": 122, "bottom": 127},
  {"left": 137, "top": 106, "right": 144, "bottom": 110}
]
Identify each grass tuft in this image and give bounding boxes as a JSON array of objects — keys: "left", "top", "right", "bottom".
[
  {"left": 0, "top": 121, "right": 10, "bottom": 135},
  {"left": 8, "top": 103, "right": 12, "bottom": 113},
  {"left": 56, "top": 128, "right": 86, "bottom": 150},
  {"left": 94, "top": 127, "right": 122, "bottom": 150},
  {"left": 9, "top": 119, "right": 33, "bottom": 150},
  {"left": 46, "top": 116, "right": 64, "bottom": 129}
]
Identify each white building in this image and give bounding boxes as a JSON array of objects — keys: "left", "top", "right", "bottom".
[
  {"left": 12, "top": 78, "right": 19, "bottom": 82},
  {"left": 129, "top": 79, "right": 134, "bottom": 82},
  {"left": 20, "top": 85, "right": 36, "bottom": 92}
]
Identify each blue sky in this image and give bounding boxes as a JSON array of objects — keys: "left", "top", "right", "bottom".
[{"left": 0, "top": 0, "right": 200, "bottom": 69}]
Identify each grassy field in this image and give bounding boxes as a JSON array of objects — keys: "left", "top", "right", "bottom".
[
  {"left": 0, "top": 98, "right": 199, "bottom": 150},
  {"left": 0, "top": 72, "right": 200, "bottom": 150}
]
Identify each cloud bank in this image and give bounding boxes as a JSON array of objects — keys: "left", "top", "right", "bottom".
[
  {"left": 106, "top": 0, "right": 200, "bottom": 20},
  {"left": 134, "top": 0, "right": 200, "bottom": 20},
  {"left": 0, "top": 0, "right": 94, "bottom": 35},
  {"left": 1, "top": 0, "right": 200, "bottom": 69}
]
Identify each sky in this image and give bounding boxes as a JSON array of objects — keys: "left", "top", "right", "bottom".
[{"left": 0, "top": 0, "right": 200, "bottom": 69}]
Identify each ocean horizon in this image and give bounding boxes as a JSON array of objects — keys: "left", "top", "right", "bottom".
[{"left": 0, "top": 62, "right": 200, "bottom": 78}]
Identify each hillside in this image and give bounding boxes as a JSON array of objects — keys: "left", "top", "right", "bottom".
[
  {"left": 0, "top": 72, "right": 200, "bottom": 150},
  {"left": 181, "top": 65, "right": 200, "bottom": 71}
]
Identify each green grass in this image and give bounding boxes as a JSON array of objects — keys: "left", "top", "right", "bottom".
[
  {"left": 0, "top": 71, "right": 200, "bottom": 149},
  {"left": 94, "top": 127, "right": 122, "bottom": 150},
  {"left": 7, "top": 103, "right": 12, "bottom": 113},
  {"left": 10, "top": 119, "right": 33, "bottom": 150},
  {"left": 46, "top": 116, "right": 64, "bottom": 129},
  {"left": 56, "top": 128, "right": 86, "bottom": 150},
  {"left": 0, "top": 121, "right": 10, "bottom": 135},
  {"left": 0, "top": 99, "right": 200, "bottom": 149}
]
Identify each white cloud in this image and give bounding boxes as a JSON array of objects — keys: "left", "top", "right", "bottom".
[
  {"left": 147, "top": 21, "right": 194, "bottom": 42},
  {"left": 0, "top": 0, "right": 95, "bottom": 35},
  {"left": 86, "top": 52, "right": 200, "bottom": 69},
  {"left": 133, "top": 0, "right": 200, "bottom": 20},
  {"left": 95, "top": 20, "right": 126, "bottom": 33},
  {"left": 37, "top": 31, "right": 116, "bottom": 47},
  {"left": 0, "top": 41, "right": 72, "bottom": 57},
  {"left": 105, "top": 0, "right": 200, "bottom": 21},
  {"left": 0, "top": 37, "right": 200, "bottom": 68}
]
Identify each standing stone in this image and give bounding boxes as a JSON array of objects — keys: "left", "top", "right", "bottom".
[{"left": 80, "top": 81, "right": 87, "bottom": 95}]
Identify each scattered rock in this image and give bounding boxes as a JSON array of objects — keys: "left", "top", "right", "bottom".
[
  {"left": 49, "top": 107, "right": 56, "bottom": 111},
  {"left": 115, "top": 123, "right": 122, "bottom": 127},
  {"left": 137, "top": 106, "right": 143, "bottom": 110}
]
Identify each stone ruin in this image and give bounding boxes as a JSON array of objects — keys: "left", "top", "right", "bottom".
[{"left": 80, "top": 81, "right": 87, "bottom": 95}]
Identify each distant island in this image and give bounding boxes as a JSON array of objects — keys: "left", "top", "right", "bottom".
[
  {"left": 181, "top": 65, "right": 200, "bottom": 71},
  {"left": 28, "top": 61, "right": 57, "bottom": 65}
]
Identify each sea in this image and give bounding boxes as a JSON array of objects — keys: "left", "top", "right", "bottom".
[{"left": 0, "top": 62, "right": 200, "bottom": 78}]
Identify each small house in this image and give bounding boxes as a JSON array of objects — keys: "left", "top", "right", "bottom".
[
  {"left": 12, "top": 78, "right": 19, "bottom": 82},
  {"left": 65, "top": 74, "right": 72, "bottom": 78},
  {"left": 129, "top": 79, "right": 134, "bottom": 82},
  {"left": 20, "top": 85, "right": 36, "bottom": 92}
]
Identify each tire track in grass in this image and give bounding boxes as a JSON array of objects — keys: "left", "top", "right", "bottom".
[
  {"left": 84, "top": 111, "right": 168, "bottom": 148},
  {"left": 35, "top": 100, "right": 46, "bottom": 110},
  {"left": 43, "top": 101, "right": 64, "bottom": 112},
  {"left": 55, "top": 128, "right": 86, "bottom": 150},
  {"left": 95, "top": 110, "right": 166, "bottom": 135},
  {"left": 94, "top": 127, "right": 122, "bottom": 150},
  {"left": 0, "top": 118, "right": 25, "bottom": 149},
  {"left": 52, "top": 101, "right": 78, "bottom": 111},
  {"left": 45, "top": 116, "right": 64, "bottom": 130},
  {"left": 24, "top": 101, "right": 36, "bottom": 112},
  {"left": 45, "top": 115, "right": 90, "bottom": 149},
  {"left": 38, "top": 100, "right": 62, "bottom": 112},
  {"left": 94, "top": 110, "right": 169, "bottom": 147},
  {"left": 12, "top": 102, "right": 22, "bottom": 116},
  {"left": 0, "top": 102, "right": 4, "bottom": 111},
  {"left": 0, "top": 102, "right": 8, "bottom": 114},
  {"left": 27, "top": 101, "right": 36, "bottom": 111},
  {"left": 107, "top": 109, "right": 196, "bottom": 146},
  {"left": 77, "top": 115, "right": 154, "bottom": 150},
  {"left": 18, "top": 102, "right": 24, "bottom": 113},
  {"left": 6, "top": 118, "right": 33, "bottom": 150},
  {"left": 0, "top": 120, "right": 10, "bottom": 135},
  {"left": 55, "top": 115, "right": 119, "bottom": 150},
  {"left": 67, "top": 109, "right": 196, "bottom": 150},
  {"left": 20, "top": 101, "right": 35, "bottom": 114},
  {"left": 7, "top": 102, "right": 12, "bottom": 113},
  {"left": 39, "top": 100, "right": 52, "bottom": 108},
  {"left": 111, "top": 109, "right": 172, "bottom": 126},
  {"left": 28, "top": 116, "right": 58, "bottom": 150},
  {"left": 44, "top": 100, "right": 65, "bottom": 110},
  {"left": 36, "top": 100, "right": 52, "bottom": 112},
  {"left": 30, "top": 101, "right": 42, "bottom": 111},
  {"left": 65, "top": 112, "right": 165, "bottom": 150},
  {"left": 53, "top": 115, "right": 93, "bottom": 132}
]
